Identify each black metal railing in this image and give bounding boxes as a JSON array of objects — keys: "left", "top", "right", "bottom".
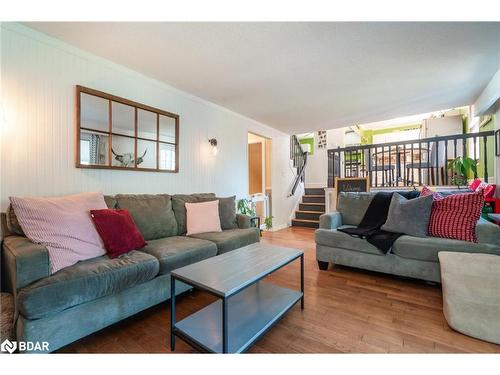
[
  {"left": 327, "top": 130, "right": 496, "bottom": 188},
  {"left": 290, "top": 135, "right": 308, "bottom": 196}
]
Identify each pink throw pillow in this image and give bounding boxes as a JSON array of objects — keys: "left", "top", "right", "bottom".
[
  {"left": 10, "top": 192, "right": 108, "bottom": 273},
  {"left": 185, "top": 200, "right": 222, "bottom": 236},
  {"left": 420, "top": 186, "right": 444, "bottom": 201}
]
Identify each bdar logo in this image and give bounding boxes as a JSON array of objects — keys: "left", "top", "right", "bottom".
[{"left": 1, "top": 339, "right": 17, "bottom": 354}]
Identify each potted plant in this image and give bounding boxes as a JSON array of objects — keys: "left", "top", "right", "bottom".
[
  {"left": 447, "top": 156, "right": 477, "bottom": 189},
  {"left": 237, "top": 198, "right": 256, "bottom": 217},
  {"left": 264, "top": 216, "right": 274, "bottom": 231}
]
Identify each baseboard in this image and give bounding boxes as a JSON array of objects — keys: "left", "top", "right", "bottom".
[
  {"left": 271, "top": 223, "right": 289, "bottom": 232},
  {"left": 305, "top": 183, "right": 326, "bottom": 188}
]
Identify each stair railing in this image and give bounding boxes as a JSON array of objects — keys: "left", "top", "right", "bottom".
[
  {"left": 289, "top": 135, "right": 308, "bottom": 196},
  {"left": 327, "top": 130, "right": 496, "bottom": 188}
]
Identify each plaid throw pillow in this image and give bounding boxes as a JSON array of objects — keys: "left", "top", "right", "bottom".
[{"left": 428, "top": 191, "right": 484, "bottom": 242}]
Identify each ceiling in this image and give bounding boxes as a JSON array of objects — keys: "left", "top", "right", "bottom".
[{"left": 26, "top": 22, "right": 500, "bottom": 134}]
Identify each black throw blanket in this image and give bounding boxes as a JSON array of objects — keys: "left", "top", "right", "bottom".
[{"left": 338, "top": 191, "right": 418, "bottom": 253}]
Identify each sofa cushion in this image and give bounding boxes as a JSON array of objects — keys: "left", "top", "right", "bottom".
[
  {"left": 6, "top": 204, "right": 24, "bottom": 236},
  {"left": 315, "top": 226, "right": 384, "bottom": 256},
  {"left": 115, "top": 194, "right": 178, "bottom": 240},
  {"left": 17, "top": 251, "right": 159, "bottom": 320},
  {"left": 142, "top": 236, "right": 217, "bottom": 274},
  {"left": 103, "top": 195, "right": 117, "bottom": 209},
  {"left": 189, "top": 228, "right": 260, "bottom": 254},
  {"left": 217, "top": 196, "right": 238, "bottom": 229},
  {"left": 1, "top": 293, "right": 15, "bottom": 341},
  {"left": 391, "top": 233, "right": 500, "bottom": 263},
  {"left": 476, "top": 218, "right": 500, "bottom": 245},
  {"left": 337, "top": 193, "right": 375, "bottom": 226},
  {"left": 172, "top": 193, "right": 216, "bottom": 235}
]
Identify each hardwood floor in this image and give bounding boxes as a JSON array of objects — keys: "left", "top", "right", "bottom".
[{"left": 60, "top": 227, "right": 500, "bottom": 353}]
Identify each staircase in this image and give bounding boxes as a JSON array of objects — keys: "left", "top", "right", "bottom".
[{"left": 291, "top": 188, "right": 325, "bottom": 228}]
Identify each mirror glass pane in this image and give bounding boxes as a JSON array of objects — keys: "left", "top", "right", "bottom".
[
  {"left": 81, "top": 93, "right": 109, "bottom": 132},
  {"left": 78, "top": 89, "right": 178, "bottom": 171},
  {"left": 112, "top": 102, "right": 135, "bottom": 137},
  {"left": 159, "top": 143, "right": 176, "bottom": 171},
  {"left": 137, "top": 139, "right": 157, "bottom": 169},
  {"left": 159, "top": 115, "right": 176, "bottom": 143},
  {"left": 138, "top": 109, "right": 157, "bottom": 140},
  {"left": 80, "top": 130, "right": 109, "bottom": 166},
  {"left": 111, "top": 135, "right": 135, "bottom": 168}
]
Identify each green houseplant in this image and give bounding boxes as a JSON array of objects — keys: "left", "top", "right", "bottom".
[
  {"left": 264, "top": 216, "right": 274, "bottom": 230},
  {"left": 447, "top": 156, "right": 477, "bottom": 188},
  {"left": 237, "top": 198, "right": 256, "bottom": 217}
]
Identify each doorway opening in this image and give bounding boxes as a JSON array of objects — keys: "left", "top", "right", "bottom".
[{"left": 248, "top": 132, "right": 272, "bottom": 228}]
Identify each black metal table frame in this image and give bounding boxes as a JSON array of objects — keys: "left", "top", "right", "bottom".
[{"left": 170, "top": 253, "right": 304, "bottom": 353}]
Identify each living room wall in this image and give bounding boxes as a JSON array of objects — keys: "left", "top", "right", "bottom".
[
  {"left": 474, "top": 66, "right": 500, "bottom": 194},
  {"left": 0, "top": 23, "right": 300, "bottom": 230}
]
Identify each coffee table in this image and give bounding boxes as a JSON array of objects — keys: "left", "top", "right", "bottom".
[{"left": 170, "top": 242, "right": 304, "bottom": 353}]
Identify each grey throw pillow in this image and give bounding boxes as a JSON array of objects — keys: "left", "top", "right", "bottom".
[
  {"left": 381, "top": 193, "right": 433, "bottom": 237},
  {"left": 199, "top": 196, "right": 238, "bottom": 230}
]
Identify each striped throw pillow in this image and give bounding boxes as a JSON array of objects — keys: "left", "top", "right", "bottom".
[
  {"left": 428, "top": 191, "right": 484, "bottom": 242},
  {"left": 10, "top": 192, "right": 108, "bottom": 273}
]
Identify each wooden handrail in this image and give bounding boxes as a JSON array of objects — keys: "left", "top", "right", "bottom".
[
  {"left": 327, "top": 130, "right": 497, "bottom": 188},
  {"left": 328, "top": 131, "right": 494, "bottom": 153}
]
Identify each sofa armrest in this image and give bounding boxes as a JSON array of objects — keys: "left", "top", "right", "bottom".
[
  {"left": 319, "top": 212, "right": 343, "bottom": 230},
  {"left": 236, "top": 214, "right": 252, "bottom": 229},
  {"left": 2, "top": 236, "right": 50, "bottom": 292},
  {"left": 477, "top": 218, "right": 500, "bottom": 246}
]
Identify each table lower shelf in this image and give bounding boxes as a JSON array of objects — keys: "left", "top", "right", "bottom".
[{"left": 174, "top": 281, "right": 302, "bottom": 353}]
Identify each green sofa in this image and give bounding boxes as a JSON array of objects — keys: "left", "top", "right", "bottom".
[
  {"left": 0, "top": 193, "right": 260, "bottom": 352},
  {"left": 316, "top": 192, "right": 500, "bottom": 283}
]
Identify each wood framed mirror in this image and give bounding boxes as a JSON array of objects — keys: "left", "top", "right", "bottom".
[{"left": 76, "top": 85, "right": 179, "bottom": 172}]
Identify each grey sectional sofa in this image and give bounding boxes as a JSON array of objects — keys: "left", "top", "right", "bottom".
[
  {"left": 316, "top": 192, "right": 500, "bottom": 283},
  {"left": 0, "top": 193, "right": 259, "bottom": 352}
]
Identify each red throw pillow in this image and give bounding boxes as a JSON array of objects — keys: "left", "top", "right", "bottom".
[
  {"left": 469, "top": 178, "right": 496, "bottom": 198},
  {"left": 90, "top": 209, "right": 146, "bottom": 258},
  {"left": 469, "top": 178, "right": 482, "bottom": 191},
  {"left": 428, "top": 191, "right": 484, "bottom": 242}
]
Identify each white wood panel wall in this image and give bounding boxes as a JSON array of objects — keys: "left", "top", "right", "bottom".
[{"left": 0, "top": 23, "right": 300, "bottom": 230}]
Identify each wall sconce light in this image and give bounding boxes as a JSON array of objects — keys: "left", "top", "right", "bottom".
[{"left": 208, "top": 138, "right": 218, "bottom": 155}]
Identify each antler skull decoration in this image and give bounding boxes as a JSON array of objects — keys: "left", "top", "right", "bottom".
[{"left": 111, "top": 148, "right": 147, "bottom": 167}]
